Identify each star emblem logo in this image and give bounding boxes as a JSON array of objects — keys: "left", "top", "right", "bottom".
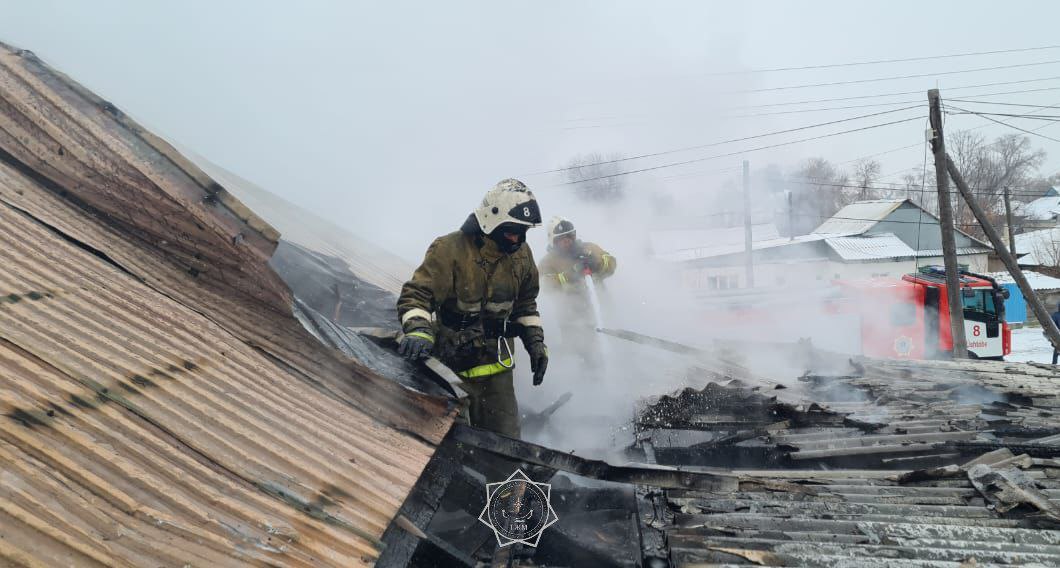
[
  {"left": 478, "top": 469, "right": 559, "bottom": 547},
  {"left": 894, "top": 335, "right": 914, "bottom": 357}
]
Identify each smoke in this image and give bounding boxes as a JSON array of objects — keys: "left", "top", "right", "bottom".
[{"left": 511, "top": 173, "right": 861, "bottom": 457}]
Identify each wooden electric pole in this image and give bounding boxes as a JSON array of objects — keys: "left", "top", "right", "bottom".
[
  {"left": 928, "top": 89, "right": 968, "bottom": 359},
  {"left": 947, "top": 158, "right": 1060, "bottom": 352},
  {"left": 1003, "top": 185, "right": 1016, "bottom": 254},
  {"left": 743, "top": 160, "right": 754, "bottom": 288}
]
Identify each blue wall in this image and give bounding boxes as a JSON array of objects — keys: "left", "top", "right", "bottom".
[{"left": 1002, "top": 283, "right": 1026, "bottom": 323}]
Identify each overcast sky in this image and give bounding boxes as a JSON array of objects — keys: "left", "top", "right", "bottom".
[{"left": 3, "top": 1, "right": 1060, "bottom": 260}]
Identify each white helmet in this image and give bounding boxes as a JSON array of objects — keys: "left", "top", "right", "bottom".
[
  {"left": 473, "top": 178, "right": 542, "bottom": 234},
  {"left": 547, "top": 216, "right": 576, "bottom": 245}
]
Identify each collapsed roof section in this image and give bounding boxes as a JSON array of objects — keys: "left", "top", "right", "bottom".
[
  {"left": 0, "top": 42, "right": 454, "bottom": 566},
  {"left": 654, "top": 454, "right": 1060, "bottom": 567},
  {"left": 378, "top": 331, "right": 1060, "bottom": 566},
  {"left": 635, "top": 355, "right": 1060, "bottom": 471}
]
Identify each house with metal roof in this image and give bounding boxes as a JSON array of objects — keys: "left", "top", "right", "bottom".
[
  {"left": 655, "top": 198, "right": 993, "bottom": 291},
  {"left": 1016, "top": 187, "right": 1060, "bottom": 231}
]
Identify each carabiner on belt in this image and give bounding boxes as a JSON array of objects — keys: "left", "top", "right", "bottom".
[{"left": 497, "top": 318, "right": 514, "bottom": 369}]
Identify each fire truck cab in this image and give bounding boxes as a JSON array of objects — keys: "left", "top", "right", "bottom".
[{"left": 833, "top": 266, "right": 1011, "bottom": 360}]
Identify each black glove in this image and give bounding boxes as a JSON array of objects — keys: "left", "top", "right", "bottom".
[
  {"left": 398, "top": 320, "right": 434, "bottom": 361},
  {"left": 521, "top": 326, "right": 548, "bottom": 386},
  {"left": 528, "top": 341, "right": 548, "bottom": 385}
]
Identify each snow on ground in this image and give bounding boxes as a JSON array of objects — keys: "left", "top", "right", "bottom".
[{"left": 1008, "top": 325, "right": 1057, "bottom": 364}]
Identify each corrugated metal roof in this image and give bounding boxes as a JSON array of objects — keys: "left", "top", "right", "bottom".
[
  {"left": 826, "top": 233, "right": 916, "bottom": 260},
  {"left": 987, "top": 270, "right": 1060, "bottom": 291},
  {"left": 1016, "top": 227, "right": 1060, "bottom": 266},
  {"left": 1018, "top": 196, "right": 1060, "bottom": 221},
  {"left": 0, "top": 42, "right": 454, "bottom": 566},
  {"left": 812, "top": 199, "right": 906, "bottom": 235},
  {"left": 827, "top": 233, "right": 991, "bottom": 261},
  {"left": 663, "top": 464, "right": 1060, "bottom": 567},
  {"left": 631, "top": 347, "right": 1060, "bottom": 566}
]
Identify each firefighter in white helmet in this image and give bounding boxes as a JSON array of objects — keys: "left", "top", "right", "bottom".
[
  {"left": 538, "top": 216, "right": 617, "bottom": 369},
  {"left": 397, "top": 179, "right": 548, "bottom": 438}
]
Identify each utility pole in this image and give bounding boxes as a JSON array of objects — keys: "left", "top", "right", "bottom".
[
  {"left": 1003, "top": 185, "right": 1016, "bottom": 254},
  {"left": 785, "top": 190, "right": 794, "bottom": 242},
  {"left": 743, "top": 160, "right": 754, "bottom": 288},
  {"left": 928, "top": 89, "right": 968, "bottom": 359},
  {"left": 947, "top": 157, "right": 1060, "bottom": 352}
]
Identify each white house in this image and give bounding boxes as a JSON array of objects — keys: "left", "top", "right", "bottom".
[
  {"left": 653, "top": 199, "right": 993, "bottom": 291},
  {"left": 1014, "top": 226, "right": 1060, "bottom": 268},
  {"left": 1015, "top": 186, "right": 1060, "bottom": 231}
]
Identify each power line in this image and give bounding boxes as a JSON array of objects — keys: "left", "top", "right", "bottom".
[
  {"left": 672, "top": 209, "right": 990, "bottom": 229},
  {"left": 946, "top": 105, "right": 1060, "bottom": 143},
  {"left": 531, "top": 105, "right": 921, "bottom": 176},
  {"left": 781, "top": 177, "right": 1052, "bottom": 198},
  {"left": 551, "top": 81, "right": 1060, "bottom": 136},
  {"left": 732, "top": 77, "right": 1060, "bottom": 110},
  {"left": 707, "top": 45, "right": 1060, "bottom": 75},
  {"left": 728, "top": 99, "right": 921, "bottom": 117},
  {"left": 668, "top": 98, "right": 1060, "bottom": 188},
  {"left": 947, "top": 111, "right": 1060, "bottom": 121},
  {"left": 948, "top": 98, "right": 1060, "bottom": 109},
  {"left": 877, "top": 98, "right": 1060, "bottom": 180},
  {"left": 557, "top": 116, "right": 923, "bottom": 186},
  {"left": 735, "top": 60, "right": 1060, "bottom": 94}
]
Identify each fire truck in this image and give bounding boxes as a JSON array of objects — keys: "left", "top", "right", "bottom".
[
  {"left": 697, "top": 266, "right": 1011, "bottom": 360},
  {"left": 830, "top": 266, "right": 1011, "bottom": 360}
]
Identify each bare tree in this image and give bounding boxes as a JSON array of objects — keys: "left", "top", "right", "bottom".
[
  {"left": 900, "top": 168, "right": 935, "bottom": 213},
  {"left": 853, "top": 159, "right": 882, "bottom": 201},
  {"left": 788, "top": 158, "right": 851, "bottom": 234},
  {"left": 947, "top": 132, "right": 1046, "bottom": 237},
  {"left": 564, "top": 152, "right": 628, "bottom": 202}
]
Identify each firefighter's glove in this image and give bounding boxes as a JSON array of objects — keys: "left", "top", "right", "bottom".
[
  {"left": 529, "top": 342, "right": 548, "bottom": 386},
  {"left": 581, "top": 250, "right": 602, "bottom": 273},
  {"left": 398, "top": 320, "right": 434, "bottom": 361},
  {"left": 521, "top": 326, "right": 548, "bottom": 386}
]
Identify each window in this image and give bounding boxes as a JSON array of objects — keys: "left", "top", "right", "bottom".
[
  {"left": 962, "top": 289, "right": 997, "bottom": 320},
  {"left": 708, "top": 276, "right": 719, "bottom": 290}
]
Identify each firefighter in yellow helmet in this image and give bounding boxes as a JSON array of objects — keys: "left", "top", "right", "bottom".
[
  {"left": 538, "top": 216, "right": 616, "bottom": 369},
  {"left": 396, "top": 179, "right": 548, "bottom": 438}
]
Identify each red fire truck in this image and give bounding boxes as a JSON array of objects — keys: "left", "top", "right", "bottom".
[
  {"left": 830, "top": 266, "right": 1011, "bottom": 360},
  {"left": 697, "top": 266, "right": 1011, "bottom": 360}
]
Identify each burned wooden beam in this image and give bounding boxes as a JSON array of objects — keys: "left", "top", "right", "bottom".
[{"left": 451, "top": 425, "right": 737, "bottom": 492}]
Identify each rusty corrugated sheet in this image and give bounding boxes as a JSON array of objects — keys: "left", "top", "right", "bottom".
[{"left": 0, "top": 42, "right": 455, "bottom": 567}]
